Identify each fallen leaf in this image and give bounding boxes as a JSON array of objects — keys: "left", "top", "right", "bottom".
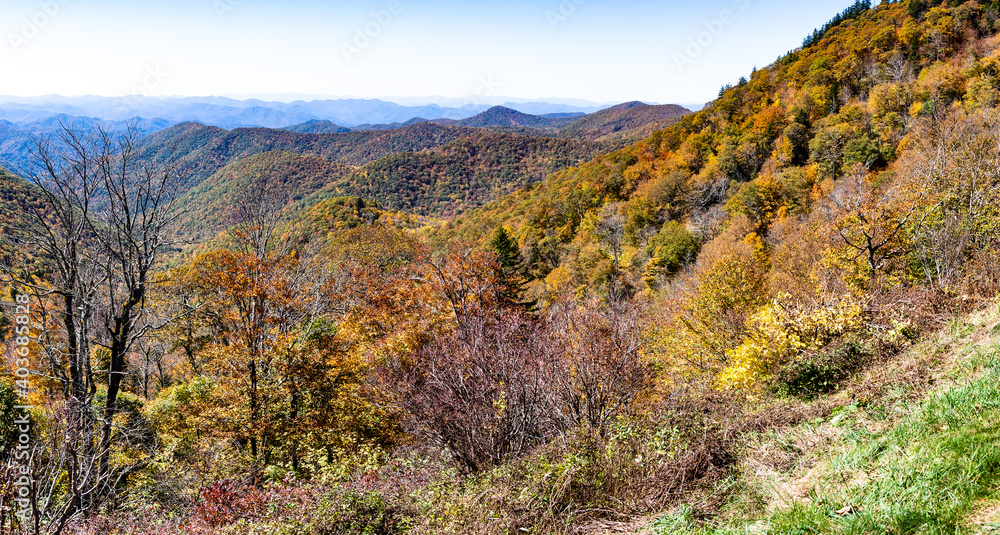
[{"left": 835, "top": 504, "right": 856, "bottom": 516}]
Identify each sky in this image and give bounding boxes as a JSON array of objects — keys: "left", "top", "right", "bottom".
[{"left": 1, "top": 0, "right": 865, "bottom": 106}]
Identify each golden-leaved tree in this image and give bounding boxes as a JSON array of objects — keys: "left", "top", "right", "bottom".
[{"left": 152, "top": 183, "right": 399, "bottom": 479}]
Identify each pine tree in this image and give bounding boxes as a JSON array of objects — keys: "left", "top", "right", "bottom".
[{"left": 489, "top": 227, "right": 534, "bottom": 310}]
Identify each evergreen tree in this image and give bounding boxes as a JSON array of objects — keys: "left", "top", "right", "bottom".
[
  {"left": 489, "top": 226, "right": 534, "bottom": 310},
  {"left": 803, "top": 0, "right": 871, "bottom": 48}
]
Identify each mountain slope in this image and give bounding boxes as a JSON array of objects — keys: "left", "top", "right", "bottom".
[
  {"left": 450, "top": 106, "right": 579, "bottom": 130},
  {"left": 281, "top": 120, "right": 351, "bottom": 134},
  {"left": 558, "top": 101, "right": 691, "bottom": 141},
  {"left": 434, "top": 0, "right": 961, "bottom": 284},
  {"left": 431, "top": 103, "right": 690, "bottom": 142},
  {"left": 324, "top": 131, "right": 607, "bottom": 217},
  {"left": 171, "top": 150, "right": 351, "bottom": 237},
  {"left": 441, "top": 0, "right": 908, "bottom": 262},
  {"left": 0, "top": 116, "right": 175, "bottom": 174},
  {"left": 168, "top": 127, "right": 607, "bottom": 233},
  {"left": 0, "top": 167, "right": 47, "bottom": 265},
  {"left": 277, "top": 104, "right": 690, "bottom": 144},
  {"left": 0, "top": 123, "right": 38, "bottom": 174},
  {"left": 138, "top": 121, "right": 479, "bottom": 192}
]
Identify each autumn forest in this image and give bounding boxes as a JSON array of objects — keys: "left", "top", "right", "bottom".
[{"left": 4, "top": 0, "right": 1000, "bottom": 533}]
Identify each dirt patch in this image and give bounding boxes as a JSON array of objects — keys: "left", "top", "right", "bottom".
[
  {"left": 968, "top": 499, "right": 1000, "bottom": 533},
  {"left": 574, "top": 516, "right": 657, "bottom": 535}
]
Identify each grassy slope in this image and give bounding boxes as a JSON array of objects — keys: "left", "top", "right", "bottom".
[{"left": 648, "top": 303, "right": 1000, "bottom": 535}]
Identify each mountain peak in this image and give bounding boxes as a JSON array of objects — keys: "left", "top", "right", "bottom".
[
  {"left": 611, "top": 101, "right": 649, "bottom": 110},
  {"left": 456, "top": 106, "right": 571, "bottom": 129},
  {"left": 484, "top": 105, "right": 519, "bottom": 113}
]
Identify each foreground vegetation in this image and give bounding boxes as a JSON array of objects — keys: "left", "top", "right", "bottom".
[{"left": 654, "top": 305, "right": 1000, "bottom": 534}]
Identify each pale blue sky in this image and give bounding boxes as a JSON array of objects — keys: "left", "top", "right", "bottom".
[{"left": 2, "top": 0, "right": 866, "bottom": 104}]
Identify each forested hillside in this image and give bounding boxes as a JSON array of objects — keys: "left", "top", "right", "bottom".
[
  {"left": 428, "top": 103, "right": 691, "bottom": 142},
  {"left": 5, "top": 1, "right": 1000, "bottom": 534},
  {"left": 137, "top": 121, "right": 480, "bottom": 191},
  {"left": 0, "top": 168, "right": 45, "bottom": 266},
  {"left": 440, "top": 0, "right": 1000, "bottom": 309},
  {"left": 168, "top": 130, "right": 607, "bottom": 236},
  {"left": 325, "top": 131, "right": 608, "bottom": 217},
  {"left": 171, "top": 151, "right": 354, "bottom": 237},
  {"left": 134, "top": 103, "right": 689, "bottom": 228},
  {"left": 558, "top": 101, "right": 692, "bottom": 142},
  {"left": 439, "top": 105, "right": 580, "bottom": 130},
  {"left": 282, "top": 120, "right": 352, "bottom": 133}
]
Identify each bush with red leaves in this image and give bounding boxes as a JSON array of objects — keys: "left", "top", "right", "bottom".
[{"left": 194, "top": 479, "right": 268, "bottom": 527}]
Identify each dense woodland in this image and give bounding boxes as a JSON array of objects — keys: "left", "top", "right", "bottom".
[
  {"left": 5, "top": 1, "right": 1000, "bottom": 533},
  {"left": 140, "top": 121, "right": 618, "bottom": 237},
  {"left": 136, "top": 122, "right": 479, "bottom": 192},
  {"left": 335, "top": 132, "right": 609, "bottom": 217}
]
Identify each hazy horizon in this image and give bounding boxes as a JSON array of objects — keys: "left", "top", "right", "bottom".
[
  {"left": 0, "top": 93, "right": 625, "bottom": 107},
  {"left": 3, "top": 0, "right": 865, "bottom": 104}
]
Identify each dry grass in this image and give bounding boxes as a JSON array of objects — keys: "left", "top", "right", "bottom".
[{"left": 968, "top": 500, "right": 1000, "bottom": 533}]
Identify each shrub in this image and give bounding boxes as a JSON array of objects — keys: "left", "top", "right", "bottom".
[
  {"left": 546, "top": 302, "right": 655, "bottom": 438},
  {"left": 961, "top": 246, "right": 1000, "bottom": 298},
  {"left": 716, "top": 297, "right": 863, "bottom": 393},
  {"left": 325, "top": 490, "right": 403, "bottom": 535},
  {"left": 645, "top": 221, "right": 701, "bottom": 282},
  {"left": 379, "top": 309, "right": 560, "bottom": 472},
  {"left": 774, "top": 341, "right": 871, "bottom": 397},
  {"left": 380, "top": 301, "right": 653, "bottom": 472},
  {"left": 196, "top": 479, "right": 269, "bottom": 527}
]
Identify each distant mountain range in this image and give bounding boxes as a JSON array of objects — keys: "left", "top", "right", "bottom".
[
  {"left": 0, "top": 114, "right": 176, "bottom": 173},
  {"left": 0, "top": 97, "right": 692, "bottom": 240},
  {"left": 0, "top": 95, "right": 612, "bottom": 131},
  {"left": 282, "top": 103, "right": 691, "bottom": 143},
  {"left": 0, "top": 99, "right": 691, "bottom": 176}
]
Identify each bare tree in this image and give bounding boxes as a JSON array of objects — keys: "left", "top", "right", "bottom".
[
  {"left": 595, "top": 204, "right": 626, "bottom": 270},
  {"left": 2, "top": 125, "right": 108, "bottom": 527},
  {"left": 90, "top": 125, "right": 183, "bottom": 489},
  {"left": 548, "top": 300, "right": 650, "bottom": 436},
  {"left": 904, "top": 109, "right": 1000, "bottom": 288},
  {"left": 129, "top": 337, "right": 168, "bottom": 400},
  {"left": 230, "top": 178, "right": 292, "bottom": 260},
  {"left": 885, "top": 51, "right": 914, "bottom": 84},
  {"left": 1, "top": 122, "right": 183, "bottom": 528},
  {"left": 830, "top": 163, "right": 936, "bottom": 283},
  {"left": 9, "top": 126, "right": 103, "bottom": 410}
]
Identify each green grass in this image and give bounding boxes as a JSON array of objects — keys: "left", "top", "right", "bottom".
[{"left": 654, "top": 336, "right": 1000, "bottom": 535}]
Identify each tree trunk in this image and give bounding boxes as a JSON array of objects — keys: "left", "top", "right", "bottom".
[{"left": 97, "top": 288, "right": 143, "bottom": 489}]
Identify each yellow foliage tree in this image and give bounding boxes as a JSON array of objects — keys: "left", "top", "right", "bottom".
[
  {"left": 716, "top": 296, "right": 863, "bottom": 392},
  {"left": 645, "top": 242, "right": 770, "bottom": 383}
]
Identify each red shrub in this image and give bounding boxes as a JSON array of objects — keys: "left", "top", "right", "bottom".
[{"left": 194, "top": 479, "right": 268, "bottom": 527}]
